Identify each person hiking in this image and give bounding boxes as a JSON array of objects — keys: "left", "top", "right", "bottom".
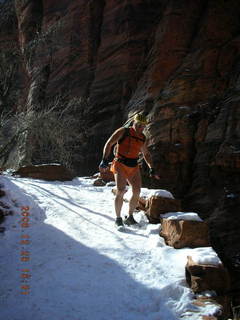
[{"left": 99, "top": 113, "right": 160, "bottom": 228}]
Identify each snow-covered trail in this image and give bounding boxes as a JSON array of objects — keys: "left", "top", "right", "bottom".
[{"left": 0, "top": 176, "right": 218, "bottom": 320}]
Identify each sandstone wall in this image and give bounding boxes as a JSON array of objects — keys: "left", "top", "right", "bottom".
[{"left": 1, "top": 0, "right": 240, "bottom": 303}]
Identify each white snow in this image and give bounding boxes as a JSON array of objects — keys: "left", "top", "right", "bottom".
[
  {"left": 142, "top": 188, "right": 174, "bottom": 199},
  {"left": 0, "top": 174, "right": 221, "bottom": 320},
  {"left": 188, "top": 247, "right": 222, "bottom": 266},
  {"left": 161, "top": 211, "right": 203, "bottom": 222}
]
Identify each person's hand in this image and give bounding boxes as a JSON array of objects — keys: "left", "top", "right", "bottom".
[
  {"left": 149, "top": 168, "right": 160, "bottom": 180},
  {"left": 99, "top": 158, "right": 109, "bottom": 172}
]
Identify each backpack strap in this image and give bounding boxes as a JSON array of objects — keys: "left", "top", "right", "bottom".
[
  {"left": 118, "top": 127, "right": 146, "bottom": 144},
  {"left": 118, "top": 127, "right": 130, "bottom": 144}
]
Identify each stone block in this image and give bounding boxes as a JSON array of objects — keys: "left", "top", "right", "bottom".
[
  {"left": 137, "top": 197, "right": 147, "bottom": 211},
  {"left": 185, "top": 256, "right": 231, "bottom": 295},
  {"left": 160, "top": 219, "right": 210, "bottom": 248},
  {"left": 93, "top": 178, "right": 106, "bottom": 186},
  {"left": 13, "top": 164, "right": 75, "bottom": 181},
  {"left": 99, "top": 168, "right": 114, "bottom": 182},
  {"left": 146, "top": 196, "right": 181, "bottom": 223}
]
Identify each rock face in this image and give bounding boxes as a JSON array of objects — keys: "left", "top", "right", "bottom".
[
  {"left": 160, "top": 219, "right": 210, "bottom": 249},
  {"left": 1, "top": 0, "right": 240, "bottom": 305},
  {"left": 99, "top": 167, "right": 114, "bottom": 182}
]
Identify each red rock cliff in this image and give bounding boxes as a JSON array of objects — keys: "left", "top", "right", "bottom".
[{"left": 1, "top": 0, "right": 240, "bottom": 307}]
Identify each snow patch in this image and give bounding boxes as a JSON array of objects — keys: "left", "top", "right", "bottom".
[
  {"left": 189, "top": 247, "right": 222, "bottom": 266},
  {"left": 139, "top": 188, "right": 174, "bottom": 199},
  {"left": 161, "top": 211, "right": 203, "bottom": 222}
]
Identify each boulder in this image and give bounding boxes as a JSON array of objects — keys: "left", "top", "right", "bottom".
[
  {"left": 13, "top": 164, "right": 75, "bottom": 181},
  {"left": 99, "top": 166, "right": 114, "bottom": 182},
  {"left": 146, "top": 196, "right": 181, "bottom": 223},
  {"left": 160, "top": 217, "right": 210, "bottom": 248},
  {"left": 185, "top": 256, "right": 232, "bottom": 320},
  {"left": 137, "top": 197, "right": 147, "bottom": 211},
  {"left": 185, "top": 256, "right": 231, "bottom": 295},
  {"left": 93, "top": 178, "right": 106, "bottom": 187}
]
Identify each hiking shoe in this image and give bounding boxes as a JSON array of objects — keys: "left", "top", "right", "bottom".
[
  {"left": 115, "top": 217, "right": 124, "bottom": 227},
  {"left": 124, "top": 215, "right": 138, "bottom": 226}
]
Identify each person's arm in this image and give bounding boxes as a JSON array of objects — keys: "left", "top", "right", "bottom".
[
  {"left": 141, "top": 141, "right": 160, "bottom": 179},
  {"left": 99, "top": 127, "right": 125, "bottom": 171}
]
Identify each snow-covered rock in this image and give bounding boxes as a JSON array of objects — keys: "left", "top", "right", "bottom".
[
  {"left": 145, "top": 196, "right": 181, "bottom": 223},
  {"left": 93, "top": 178, "right": 106, "bottom": 186},
  {"left": 160, "top": 217, "right": 210, "bottom": 249},
  {"left": 99, "top": 167, "right": 114, "bottom": 182},
  {"left": 161, "top": 211, "right": 203, "bottom": 222},
  {"left": 13, "top": 164, "right": 75, "bottom": 181},
  {"left": 186, "top": 254, "right": 230, "bottom": 296},
  {"left": 141, "top": 188, "right": 174, "bottom": 199}
]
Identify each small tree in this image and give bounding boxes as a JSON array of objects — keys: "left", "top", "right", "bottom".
[{"left": 0, "top": 96, "right": 89, "bottom": 170}]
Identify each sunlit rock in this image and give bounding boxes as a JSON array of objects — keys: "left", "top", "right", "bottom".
[{"left": 160, "top": 212, "right": 209, "bottom": 248}]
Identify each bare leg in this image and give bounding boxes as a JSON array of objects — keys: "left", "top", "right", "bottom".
[
  {"left": 127, "top": 169, "right": 141, "bottom": 216},
  {"left": 114, "top": 172, "right": 127, "bottom": 218}
]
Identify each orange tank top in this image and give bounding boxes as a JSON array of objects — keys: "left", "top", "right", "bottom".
[{"left": 116, "top": 127, "right": 145, "bottom": 159}]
